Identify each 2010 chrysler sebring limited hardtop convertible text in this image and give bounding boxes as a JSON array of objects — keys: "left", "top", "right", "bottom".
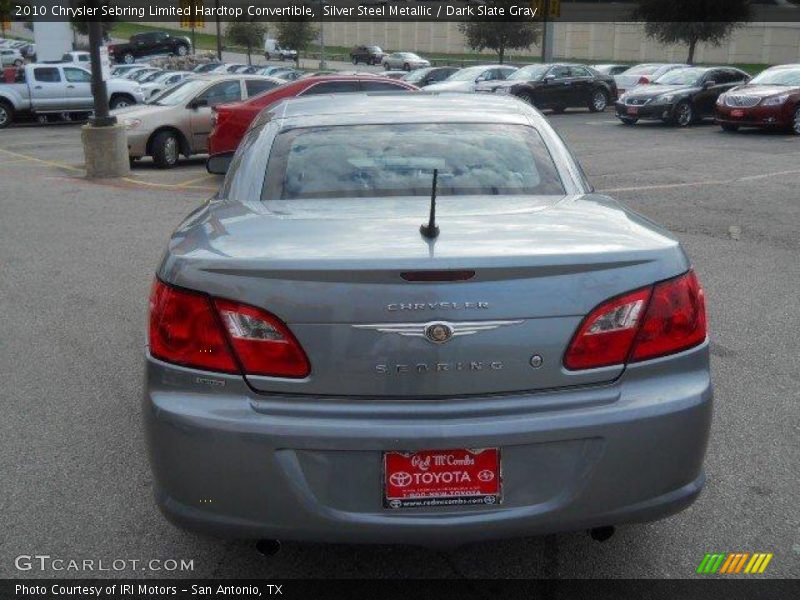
[{"left": 144, "top": 93, "right": 711, "bottom": 545}]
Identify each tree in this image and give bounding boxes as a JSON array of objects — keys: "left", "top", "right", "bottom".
[
  {"left": 69, "top": 2, "right": 115, "bottom": 41},
  {"left": 633, "top": 0, "right": 753, "bottom": 64},
  {"left": 458, "top": 0, "right": 539, "bottom": 64},
  {"left": 225, "top": 21, "right": 266, "bottom": 66},
  {"left": 275, "top": 19, "right": 317, "bottom": 68},
  {"left": 0, "top": 0, "right": 14, "bottom": 37}
]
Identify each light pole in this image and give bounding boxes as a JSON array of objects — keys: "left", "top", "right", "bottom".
[
  {"left": 215, "top": 0, "right": 223, "bottom": 61},
  {"left": 318, "top": 0, "right": 328, "bottom": 70},
  {"left": 81, "top": 1, "right": 129, "bottom": 178}
]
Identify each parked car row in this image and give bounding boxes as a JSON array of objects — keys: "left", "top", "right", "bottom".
[
  {"left": 615, "top": 63, "right": 800, "bottom": 134},
  {"left": 0, "top": 37, "right": 36, "bottom": 64}
]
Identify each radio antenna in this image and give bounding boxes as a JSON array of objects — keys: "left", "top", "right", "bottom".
[{"left": 420, "top": 168, "right": 440, "bottom": 239}]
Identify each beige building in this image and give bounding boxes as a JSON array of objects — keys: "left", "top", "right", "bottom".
[
  {"left": 319, "top": 21, "right": 800, "bottom": 65},
  {"left": 174, "top": 20, "right": 800, "bottom": 66}
]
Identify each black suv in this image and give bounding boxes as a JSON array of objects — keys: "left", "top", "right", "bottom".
[
  {"left": 109, "top": 32, "right": 191, "bottom": 65},
  {"left": 350, "top": 45, "right": 384, "bottom": 66}
]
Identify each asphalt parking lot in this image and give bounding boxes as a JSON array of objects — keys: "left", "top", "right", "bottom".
[{"left": 1, "top": 110, "right": 798, "bottom": 579}]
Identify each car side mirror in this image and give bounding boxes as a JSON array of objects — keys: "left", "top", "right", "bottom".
[
  {"left": 189, "top": 98, "right": 208, "bottom": 109},
  {"left": 704, "top": 80, "right": 716, "bottom": 89},
  {"left": 543, "top": 74, "right": 556, "bottom": 83},
  {"left": 475, "top": 75, "right": 486, "bottom": 83},
  {"left": 207, "top": 152, "right": 234, "bottom": 175}
]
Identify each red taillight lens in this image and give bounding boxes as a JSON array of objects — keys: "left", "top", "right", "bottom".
[
  {"left": 564, "top": 270, "right": 707, "bottom": 370},
  {"left": 638, "top": 76, "right": 650, "bottom": 84},
  {"left": 148, "top": 280, "right": 310, "bottom": 378},
  {"left": 630, "top": 270, "right": 706, "bottom": 363},
  {"left": 564, "top": 287, "right": 652, "bottom": 370},
  {"left": 148, "top": 280, "right": 238, "bottom": 374},
  {"left": 214, "top": 299, "right": 310, "bottom": 378}
]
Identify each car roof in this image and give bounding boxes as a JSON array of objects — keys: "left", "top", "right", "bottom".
[{"left": 271, "top": 92, "right": 540, "bottom": 127}]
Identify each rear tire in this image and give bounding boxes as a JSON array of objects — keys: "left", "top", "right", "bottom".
[
  {"left": 619, "top": 117, "right": 638, "bottom": 126},
  {"left": 352, "top": 56, "right": 358, "bottom": 65},
  {"left": 0, "top": 101, "right": 13, "bottom": 129},
  {"left": 13, "top": 59, "right": 23, "bottom": 67},
  {"left": 517, "top": 91, "right": 536, "bottom": 107},
  {"left": 552, "top": 105, "right": 567, "bottom": 114},
  {"left": 403, "top": 63, "right": 410, "bottom": 71},
  {"left": 176, "top": 44, "right": 188, "bottom": 57},
  {"left": 721, "top": 123, "right": 740, "bottom": 132},
  {"left": 589, "top": 89, "right": 608, "bottom": 112},
  {"left": 384, "top": 63, "right": 390, "bottom": 71},
  {"left": 123, "top": 52, "right": 134, "bottom": 64},
  {"left": 109, "top": 94, "right": 134, "bottom": 110},
  {"left": 151, "top": 131, "right": 180, "bottom": 169}
]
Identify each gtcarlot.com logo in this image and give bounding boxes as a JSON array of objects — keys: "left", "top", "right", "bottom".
[{"left": 14, "top": 554, "right": 195, "bottom": 572}]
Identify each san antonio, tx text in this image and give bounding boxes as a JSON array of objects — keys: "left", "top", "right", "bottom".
[{"left": 45, "top": 4, "right": 312, "bottom": 18}]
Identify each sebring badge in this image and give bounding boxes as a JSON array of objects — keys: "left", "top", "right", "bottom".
[{"left": 353, "top": 320, "right": 522, "bottom": 344}]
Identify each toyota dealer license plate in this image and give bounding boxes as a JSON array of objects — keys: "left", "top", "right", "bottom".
[
  {"left": 731, "top": 109, "right": 745, "bottom": 118},
  {"left": 383, "top": 448, "right": 501, "bottom": 509},
  {"left": 627, "top": 106, "right": 639, "bottom": 115}
]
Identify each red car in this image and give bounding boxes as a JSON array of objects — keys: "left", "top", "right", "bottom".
[
  {"left": 716, "top": 64, "right": 800, "bottom": 134},
  {"left": 209, "top": 75, "right": 418, "bottom": 155}
]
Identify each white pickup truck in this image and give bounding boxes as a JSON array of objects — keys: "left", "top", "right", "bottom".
[{"left": 0, "top": 63, "right": 145, "bottom": 128}]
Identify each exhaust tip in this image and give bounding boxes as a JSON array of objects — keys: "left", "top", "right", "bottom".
[
  {"left": 588, "top": 526, "right": 615, "bottom": 542},
  {"left": 255, "top": 539, "right": 281, "bottom": 556}
]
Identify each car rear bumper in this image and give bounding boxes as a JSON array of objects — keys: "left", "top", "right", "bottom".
[{"left": 143, "top": 343, "right": 712, "bottom": 545}]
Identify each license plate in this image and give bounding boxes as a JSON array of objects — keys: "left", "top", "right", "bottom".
[
  {"left": 626, "top": 106, "right": 639, "bottom": 115},
  {"left": 383, "top": 448, "right": 501, "bottom": 509},
  {"left": 731, "top": 109, "right": 745, "bottom": 118}
]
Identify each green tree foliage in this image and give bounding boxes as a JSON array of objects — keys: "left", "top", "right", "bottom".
[
  {"left": 458, "top": 0, "right": 540, "bottom": 64},
  {"left": 0, "top": 0, "right": 14, "bottom": 37},
  {"left": 225, "top": 21, "right": 267, "bottom": 66},
  {"left": 276, "top": 19, "right": 318, "bottom": 68},
  {"left": 633, "top": 0, "right": 753, "bottom": 64}
]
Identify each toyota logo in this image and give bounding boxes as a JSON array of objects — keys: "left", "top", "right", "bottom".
[
  {"left": 425, "top": 322, "right": 454, "bottom": 344},
  {"left": 477, "top": 470, "right": 495, "bottom": 482},
  {"left": 389, "top": 472, "right": 412, "bottom": 488}
]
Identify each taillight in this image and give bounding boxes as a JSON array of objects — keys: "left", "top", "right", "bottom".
[
  {"left": 148, "top": 280, "right": 310, "bottom": 378},
  {"left": 149, "top": 280, "right": 238, "bottom": 374},
  {"left": 638, "top": 76, "right": 650, "bottom": 84},
  {"left": 630, "top": 270, "right": 706, "bottom": 362},
  {"left": 214, "top": 299, "right": 310, "bottom": 378},
  {"left": 564, "top": 271, "right": 706, "bottom": 370}
]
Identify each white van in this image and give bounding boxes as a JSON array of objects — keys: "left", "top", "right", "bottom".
[{"left": 263, "top": 38, "right": 297, "bottom": 61}]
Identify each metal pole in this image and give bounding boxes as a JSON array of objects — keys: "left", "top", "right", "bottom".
[
  {"left": 541, "top": 0, "right": 550, "bottom": 63},
  {"left": 215, "top": 0, "right": 223, "bottom": 61},
  {"left": 319, "top": 2, "right": 327, "bottom": 70},
  {"left": 88, "top": 19, "right": 115, "bottom": 127}
]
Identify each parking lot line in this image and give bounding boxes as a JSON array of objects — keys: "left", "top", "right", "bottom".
[
  {"left": 120, "top": 176, "right": 217, "bottom": 191},
  {"left": 0, "top": 147, "right": 83, "bottom": 173}
]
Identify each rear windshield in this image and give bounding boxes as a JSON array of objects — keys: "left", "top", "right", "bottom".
[{"left": 261, "top": 123, "right": 565, "bottom": 200}]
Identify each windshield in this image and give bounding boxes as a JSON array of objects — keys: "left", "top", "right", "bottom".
[
  {"left": 446, "top": 66, "right": 490, "bottom": 81},
  {"left": 261, "top": 123, "right": 565, "bottom": 200},
  {"left": 402, "top": 68, "right": 432, "bottom": 83},
  {"left": 141, "top": 71, "right": 163, "bottom": 83},
  {"left": 655, "top": 68, "right": 706, "bottom": 86},
  {"left": 750, "top": 67, "right": 800, "bottom": 86},
  {"left": 508, "top": 65, "right": 549, "bottom": 81},
  {"left": 625, "top": 64, "right": 661, "bottom": 76},
  {"left": 149, "top": 78, "right": 205, "bottom": 105}
]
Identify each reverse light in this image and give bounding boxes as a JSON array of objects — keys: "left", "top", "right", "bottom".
[
  {"left": 214, "top": 299, "right": 310, "bottom": 378},
  {"left": 148, "top": 280, "right": 310, "bottom": 378},
  {"left": 637, "top": 76, "right": 651, "bottom": 85},
  {"left": 564, "top": 271, "right": 707, "bottom": 370}
]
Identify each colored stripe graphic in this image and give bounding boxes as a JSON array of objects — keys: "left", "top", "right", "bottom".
[{"left": 699, "top": 552, "right": 773, "bottom": 575}]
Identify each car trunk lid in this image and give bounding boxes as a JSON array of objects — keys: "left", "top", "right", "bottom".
[{"left": 161, "top": 195, "right": 688, "bottom": 397}]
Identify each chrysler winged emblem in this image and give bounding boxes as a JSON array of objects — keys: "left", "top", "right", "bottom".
[{"left": 353, "top": 320, "right": 523, "bottom": 344}]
